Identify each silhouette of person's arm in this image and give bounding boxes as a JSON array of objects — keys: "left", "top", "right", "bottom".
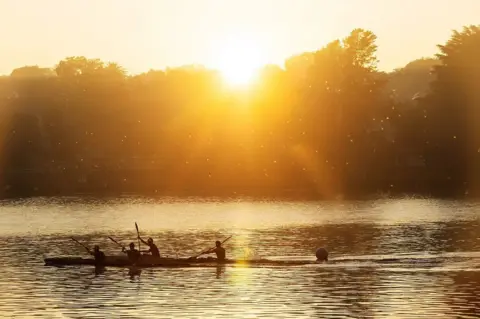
[
  {"left": 203, "top": 247, "right": 216, "bottom": 255},
  {"left": 138, "top": 236, "right": 149, "bottom": 245}
]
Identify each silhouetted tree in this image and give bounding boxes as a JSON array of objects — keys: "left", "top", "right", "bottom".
[
  {"left": 0, "top": 26, "right": 478, "bottom": 199},
  {"left": 423, "top": 25, "right": 480, "bottom": 196},
  {"left": 387, "top": 58, "right": 439, "bottom": 102}
]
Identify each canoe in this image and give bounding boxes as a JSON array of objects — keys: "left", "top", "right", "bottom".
[{"left": 44, "top": 255, "right": 317, "bottom": 268}]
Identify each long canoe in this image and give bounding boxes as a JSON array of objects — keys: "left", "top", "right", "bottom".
[{"left": 44, "top": 255, "right": 318, "bottom": 268}]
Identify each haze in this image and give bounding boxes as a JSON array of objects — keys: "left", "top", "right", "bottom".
[{"left": 1, "top": 0, "right": 479, "bottom": 75}]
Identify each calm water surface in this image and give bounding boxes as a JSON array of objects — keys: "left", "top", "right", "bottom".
[{"left": 0, "top": 197, "right": 479, "bottom": 318}]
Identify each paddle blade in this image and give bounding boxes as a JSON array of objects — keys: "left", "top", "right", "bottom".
[
  {"left": 108, "top": 236, "right": 124, "bottom": 249},
  {"left": 135, "top": 222, "right": 141, "bottom": 250},
  {"left": 71, "top": 237, "right": 89, "bottom": 252},
  {"left": 70, "top": 237, "right": 81, "bottom": 246},
  {"left": 222, "top": 235, "right": 233, "bottom": 244}
]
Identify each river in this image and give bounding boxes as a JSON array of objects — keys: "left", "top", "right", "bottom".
[{"left": 0, "top": 197, "right": 478, "bottom": 318}]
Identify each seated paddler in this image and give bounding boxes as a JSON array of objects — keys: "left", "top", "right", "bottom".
[
  {"left": 202, "top": 240, "right": 226, "bottom": 261},
  {"left": 122, "top": 242, "right": 141, "bottom": 264},
  {"left": 88, "top": 245, "right": 105, "bottom": 265},
  {"left": 138, "top": 236, "right": 160, "bottom": 258}
]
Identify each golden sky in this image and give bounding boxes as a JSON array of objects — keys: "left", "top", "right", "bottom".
[{"left": 0, "top": 0, "right": 478, "bottom": 75}]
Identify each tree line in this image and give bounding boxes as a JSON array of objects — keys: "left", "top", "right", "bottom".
[{"left": 0, "top": 25, "right": 479, "bottom": 199}]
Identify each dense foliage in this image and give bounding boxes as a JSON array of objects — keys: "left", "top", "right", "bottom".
[{"left": 1, "top": 26, "right": 479, "bottom": 199}]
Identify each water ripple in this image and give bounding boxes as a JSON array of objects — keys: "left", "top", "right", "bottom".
[{"left": 0, "top": 198, "right": 478, "bottom": 318}]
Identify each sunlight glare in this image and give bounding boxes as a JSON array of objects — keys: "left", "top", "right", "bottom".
[{"left": 214, "top": 35, "right": 265, "bottom": 87}]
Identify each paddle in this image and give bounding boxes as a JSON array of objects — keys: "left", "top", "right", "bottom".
[
  {"left": 135, "top": 222, "right": 141, "bottom": 252},
  {"left": 71, "top": 237, "right": 91, "bottom": 254},
  {"left": 190, "top": 235, "right": 233, "bottom": 259},
  {"left": 108, "top": 236, "right": 125, "bottom": 250}
]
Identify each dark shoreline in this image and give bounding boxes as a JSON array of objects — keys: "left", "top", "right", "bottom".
[
  {"left": 0, "top": 167, "right": 469, "bottom": 201},
  {"left": 0, "top": 186, "right": 466, "bottom": 202}
]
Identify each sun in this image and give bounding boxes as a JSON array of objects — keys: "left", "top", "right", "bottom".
[{"left": 214, "top": 35, "right": 265, "bottom": 87}]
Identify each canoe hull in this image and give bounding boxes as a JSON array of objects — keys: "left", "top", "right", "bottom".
[{"left": 44, "top": 255, "right": 315, "bottom": 268}]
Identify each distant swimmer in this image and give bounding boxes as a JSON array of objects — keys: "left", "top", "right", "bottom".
[
  {"left": 138, "top": 236, "right": 160, "bottom": 258},
  {"left": 316, "top": 247, "right": 328, "bottom": 262},
  {"left": 123, "top": 242, "right": 141, "bottom": 264},
  {"left": 203, "top": 240, "right": 226, "bottom": 261},
  {"left": 88, "top": 245, "right": 105, "bottom": 266}
]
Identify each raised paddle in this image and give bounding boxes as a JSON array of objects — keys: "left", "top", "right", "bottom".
[
  {"left": 135, "top": 222, "right": 141, "bottom": 252},
  {"left": 108, "top": 236, "right": 125, "bottom": 250},
  {"left": 71, "top": 237, "right": 90, "bottom": 254},
  {"left": 190, "top": 235, "right": 233, "bottom": 259}
]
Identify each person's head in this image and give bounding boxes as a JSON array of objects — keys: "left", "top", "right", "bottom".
[
  {"left": 147, "top": 238, "right": 153, "bottom": 245},
  {"left": 129, "top": 242, "right": 135, "bottom": 250},
  {"left": 315, "top": 247, "right": 328, "bottom": 262},
  {"left": 94, "top": 245, "right": 100, "bottom": 252},
  {"left": 215, "top": 240, "right": 221, "bottom": 247}
]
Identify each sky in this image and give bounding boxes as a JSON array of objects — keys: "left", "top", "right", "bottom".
[{"left": 0, "top": 0, "right": 478, "bottom": 75}]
